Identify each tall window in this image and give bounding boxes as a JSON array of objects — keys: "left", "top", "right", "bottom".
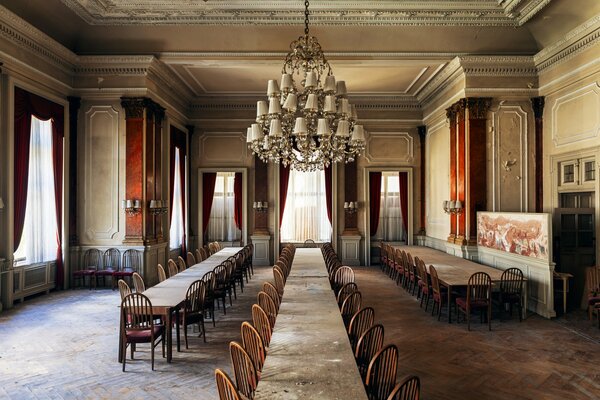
[
  {"left": 281, "top": 169, "right": 331, "bottom": 242},
  {"left": 207, "top": 172, "right": 240, "bottom": 241},
  {"left": 169, "top": 148, "right": 184, "bottom": 249},
  {"left": 374, "top": 172, "right": 405, "bottom": 241},
  {"left": 14, "top": 117, "right": 57, "bottom": 264}
]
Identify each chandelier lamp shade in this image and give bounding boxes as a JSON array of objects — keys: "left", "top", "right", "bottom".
[{"left": 246, "top": 0, "right": 366, "bottom": 172}]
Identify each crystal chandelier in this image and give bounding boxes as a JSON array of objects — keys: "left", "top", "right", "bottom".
[{"left": 246, "top": 1, "right": 366, "bottom": 172}]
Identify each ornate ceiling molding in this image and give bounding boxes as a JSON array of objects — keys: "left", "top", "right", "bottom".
[
  {"left": 59, "top": 0, "right": 520, "bottom": 26},
  {"left": 501, "top": 0, "right": 553, "bottom": 25}
]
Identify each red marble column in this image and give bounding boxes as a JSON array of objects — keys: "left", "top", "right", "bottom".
[
  {"left": 417, "top": 125, "right": 426, "bottom": 236},
  {"left": 456, "top": 100, "right": 467, "bottom": 244},
  {"left": 531, "top": 97, "right": 545, "bottom": 213},
  {"left": 343, "top": 161, "right": 358, "bottom": 234},
  {"left": 253, "top": 157, "right": 269, "bottom": 235},
  {"left": 446, "top": 105, "right": 458, "bottom": 243},
  {"left": 153, "top": 104, "right": 165, "bottom": 240}
]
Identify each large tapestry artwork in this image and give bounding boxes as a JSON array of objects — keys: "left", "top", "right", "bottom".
[{"left": 477, "top": 212, "right": 550, "bottom": 261}]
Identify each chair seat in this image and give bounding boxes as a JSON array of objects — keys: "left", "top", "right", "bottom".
[
  {"left": 96, "top": 269, "right": 116, "bottom": 276},
  {"left": 114, "top": 270, "right": 134, "bottom": 277},
  {"left": 456, "top": 297, "right": 489, "bottom": 309},
  {"left": 73, "top": 268, "right": 96, "bottom": 276},
  {"left": 588, "top": 296, "right": 600, "bottom": 305},
  {"left": 126, "top": 325, "right": 164, "bottom": 343},
  {"left": 502, "top": 292, "right": 522, "bottom": 303}
]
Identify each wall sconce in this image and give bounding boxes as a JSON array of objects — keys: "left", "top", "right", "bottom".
[
  {"left": 344, "top": 201, "right": 358, "bottom": 214},
  {"left": 443, "top": 200, "right": 463, "bottom": 214},
  {"left": 0, "top": 197, "right": 4, "bottom": 210},
  {"left": 121, "top": 199, "right": 141, "bottom": 215},
  {"left": 149, "top": 200, "right": 168, "bottom": 215},
  {"left": 253, "top": 201, "right": 268, "bottom": 213}
]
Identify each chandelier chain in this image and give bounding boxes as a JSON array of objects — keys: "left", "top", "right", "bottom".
[{"left": 304, "top": 0, "right": 310, "bottom": 35}]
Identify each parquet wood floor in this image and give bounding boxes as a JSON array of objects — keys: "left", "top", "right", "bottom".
[{"left": 0, "top": 265, "right": 598, "bottom": 399}]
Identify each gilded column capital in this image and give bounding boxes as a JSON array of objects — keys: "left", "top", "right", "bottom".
[
  {"left": 531, "top": 96, "right": 545, "bottom": 119},
  {"left": 121, "top": 97, "right": 146, "bottom": 119},
  {"left": 466, "top": 97, "right": 492, "bottom": 120}
]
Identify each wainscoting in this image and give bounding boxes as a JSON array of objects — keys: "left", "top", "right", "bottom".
[{"left": 13, "top": 261, "right": 56, "bottom": 303}]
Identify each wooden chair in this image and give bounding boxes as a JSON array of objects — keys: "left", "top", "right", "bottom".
[
  {"left": 262, "top": 282, "right": 281, "bottom": 311},
  {"left": 195, "top": 248, "right": 204, "bottom": 263},
  {"left": 113, "top": 249, "right": 140, "bottom": 288},
  {"left": 97, "top": 248, "right": 119, "bottom": 288},
  {"left": 73, "top": 248, "right": 101, "bottom": 289},
  {"left": 394, "top": 248, "right": 405, "bottom": 286},
  {"left": 406, "top": 252, "right": 418, "bottom": 295},
  {"left": 252, "top": 304, "right": 272, "bottom": 348},
  {"left": 355, "top": 324, "right": 384, "bottom": 380},
  {"left": 456, "top": 272, "right": 492, "bottom": 331},
  {"left": 348, "top": 307, "right": 375, "bottom": 351},
  {"left": 177, "top": 255, "right": 187, "bottom": 272},
  {"left": 387, "top": 375, "right": 420, "bottom": 400},
  {"left": 365, "top": 344, "right": 398, "bottom": 400},
  {"left": 401, "top": 251, "right": 411, "bottom": 290},
  {"left": 167, "top": 259, "right": 179, "bottom": 278},
  {"left": 304, "top": 238, "right": 316, "bottom": 248},
  {"left": 585, "top": 266, "right": 600, "bottom": 319},
  {"left": 333, "top": 266, "right": 355, "bottom": 295},
  {"left": 416, "top": 259, "right": 431, "bottom": 311},
  {"left": 341, "top": 291, "right": 362, "bottom": 328},
  {"left": 120, "top": 293, "right": 165, "bottom": 371},
  {"left": 209, "top": 242, "right": 218, "bottom": 255},
  {"left": 157, "top": 264, "right": 167, "bottom": 283},
  {"left": 202, "top": 271, "right": 217, "bottom": 327},
  {"left": 215, "top": 368, "right": 242, "bottom": 400},
  {"left": 257, "top": 291, "right": 277, "bottom": 329},
  {"left": 337, "top": 282, "right": 359, "bottom": 308},
  {"left": 213, "top": 264, "right": 229, "bottom": 314},
  {"left": 132, "top": 272, "right": 145, "bottom": 293},
  {"left": 229, "top": 341, "right": 258, "bottom": 400},
  {"left": 273, "top": 267, "right": 285, "bottom": 298},
  {"left": 241, "top": 321, "right": 266, "bottom": 375},
  {"left": 178, "top": 280, "right": 207, "bottom": 348},
  {"left": 186, "top": 251, "right": 196, "bottom": 267},
  {"left": 200, "top": 247, "right": 209, "bottom": 261},
  {"left": 429, "top": 265, "right": 448, "bottom": 321},
  {"left": 118, "top": 279, "right": 131, "bottom": 301},
  {"left": 494, "top": 267, "right": 524, "bottom": 321}
]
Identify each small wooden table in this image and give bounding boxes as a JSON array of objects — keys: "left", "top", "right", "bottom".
[
  {"left": 553, "top": 272, "right": 573, "bottom": 314},
  {"left": 119, "top": 247, "right": 243, "bottom": 363},
  {"left": 254, "top": 248, "right": 368, "bottom": 399},
  {"left": 395, "top": 246, "right": 527, "bottom": 323}
]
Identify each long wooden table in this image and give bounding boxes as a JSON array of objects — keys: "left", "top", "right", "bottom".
[
  {"left": 395, "top": 246, "right": 527, "bottom": 322},
  {"left": 254, "top": 248, "right": 368, "bottom": 400},
  {"left": 120, "top": 247, "right": 243, "bottom": 363}
]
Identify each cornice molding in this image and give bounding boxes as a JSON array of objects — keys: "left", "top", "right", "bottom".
[
  {"left": 0, "top": 6, "right": 77, "bottom": 73},
  {"left": 56, "top": 0, "right": 522, "bottom": 26},
  {"left": 501, "top": 0, "right": 553, "bottom": 25},
  {"left": 534, "top": 14, "right": 600, "bottom": 72}
]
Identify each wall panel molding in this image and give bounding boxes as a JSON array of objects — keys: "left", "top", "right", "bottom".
[
  {"left": 550, "top": 82, "right": 600, "bottom": 147},
  {"left": 365, "top": 132, "right": 413, "bottom": 164}
]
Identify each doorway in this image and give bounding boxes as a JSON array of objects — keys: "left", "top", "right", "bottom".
[{"left": 554, "top": 192, "right": 596, "bottom": 310}]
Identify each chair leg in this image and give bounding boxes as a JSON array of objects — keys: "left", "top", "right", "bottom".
[
  {"left": 184, "top": 321, "right": 189, "bottom": 350},
  {"left": 151, "top": 337, "right": 155, "bottom": 371},
  {"left": 122, "top": 341, "right": 127, "bottom": 372},
  {"left": 200, "top": 318, "right": 206, "bottom": 343},
  {"left": 467, "top": 307, "right": 471, "bottom": 331}
]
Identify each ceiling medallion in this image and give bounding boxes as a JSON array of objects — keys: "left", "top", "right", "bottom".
[{"left": 246, "top": 0, "right": 366, "bottom": 172}]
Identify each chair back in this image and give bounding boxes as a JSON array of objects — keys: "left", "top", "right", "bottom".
[
  {"left": 355, "top": 324, "right": 384, "bottom": 380},
  {"left": 500, "top": 267, "right": 524, "bottom": 295},
  {"left": 200, "top": 247, "right": 209, "bottom": 260},
  {"left": 83, "top": 248, "right": 102, "bottom": 269},
  {"left": 257, "top": 291, "right": 277, "bottom": 328},
  {"left": 229, "top": 341, "right": 258, "bottom": 400},
  {"left": 334, "top": 266, "right": 355, "bottom": 294},
  {"left": 365, "top": 344, "right": 399, "bottom": 400},
  {"left": 251, "top": 304, "right": 272, "bottom": 347},
  {"left": 167, "top": 259, "right": 179, "bottom": 277},
  {"left": 177, "top": 255, "right": 187, "bottom": 272},
  {"left": 467, "top": 272, "right": 492, "bottom": 303},
  {"left": 202, "top": 271, "right": 216, "bottom": 294},
  {"left": 195, "top": 248, "right": 203, "bottom": 263},
  {"left": 402, "top": 251, "right": 411, "bottom": 281},
  {"left": 209, "top": 242, "right": 218, "bottom": 254},
  {"left": 122, "top": 249, "right": 141, "bottom": 273},
  {"left": 586, "top": 266, "right": 600, "bottom": 295},
  {"left": 337, "top": 282, "right": 359, "bottom": 308},
  {"left": 273, "top": 267, "right": 285, "bottom": 297},
  {"left": 121, "top": 292, "right": 155, "bottom": 332},
  {"left": 157, "top": 264, "right": 167, "bottom": 283},
  {"left": 132, "top": 272, "right": 145, "bottom": 293},
  {"left": 348, "top": 307, "right": 375, "bottom": 351},
  {"left": 186, "top": 280, "right": 206, "bottom": 314},
  {"left": 241, "top": 321, "right": 266, "bottom": 374},
  {"left": 275, "top": 260, "right": 289, "bottom": 279},
  {"left": 388, "top": 375, "right": 421, "bottom": 400},
  {"left": 341, "top": 291, "right": 362, "bottom": 327},
  {"left": 118, "top": 279, "right": 131, "bottom": 301},
  {"left": 103, "top": 248, "right": 120, "bottom": 271},
  {"left": 214, "top": 264, "right": 228, "bottom": 289},
  {"left": 262, "top": 282, "right": 281, "bottom": 310},
  {"left": 429, "top": 265, "right": 441, "bottom": 298},
  {"left": 304, "top": 239, "right": 316, "bottom": 248},
  {"left": 187, "top": 251, "right": 197, "bottom": 267},
  {"left": 215, "top": 368, "right": 242, "bottom": 400}
]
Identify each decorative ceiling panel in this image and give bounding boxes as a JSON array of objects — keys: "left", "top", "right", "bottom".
[{"left": 59, "top": 0, "right": 554, "bottom": 26}]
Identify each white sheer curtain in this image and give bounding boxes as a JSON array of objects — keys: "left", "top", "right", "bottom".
[
  {"left": 281, "top": 169, "right": 331, "bottom": 242},
  {"left": 374, "top": 172, "right": 405, "bottom": 241},
  {"left": 207, "top": 172, "right": 240, "bottom": 241},
  {"left": 14, "top": 117, "right": 58, "bottom": 264},
  {"left": 169, "top": 148, "right": 184, "bottom": 249}
]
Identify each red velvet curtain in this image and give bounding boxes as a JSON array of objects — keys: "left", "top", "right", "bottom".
[
  {"left": 202, "top": 172, "right": 217, "bottom": 240},
  {"left": 14, "top": 87, "right": 65, "bottom": 287},
  {"left": 324, "top": 164, "right": 332, "bottom": 224},
  {"left": 369, "top": 172, "right": 382, "bottom": 237},
  {"left": 399, "top": 172, "right": 409, "bottom": 240},
  {"left": 279, "top": 164, "right": 290, "bottom": 228},
  {"left": 233, "top": 172, "right": 243, "bottom": 229},
  {"left": 170, "top": 126, "right": 187, "bottom": 253}
]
